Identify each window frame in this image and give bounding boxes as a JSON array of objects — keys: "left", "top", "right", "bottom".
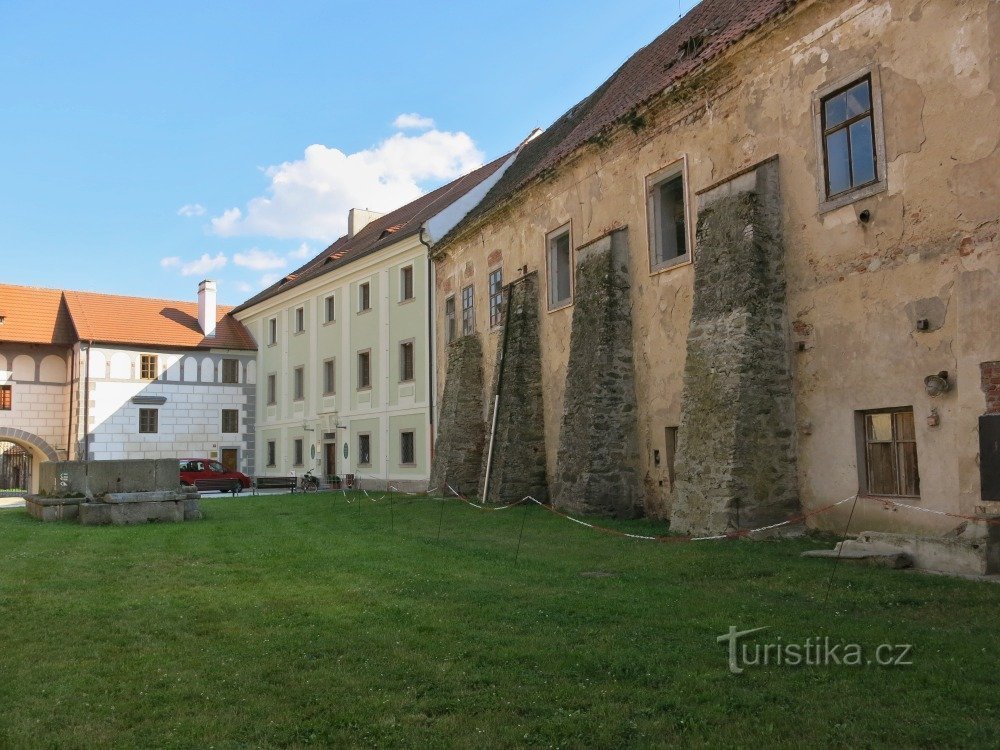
[
  {"left": 221, "top": 358, "right": 239, "bottom": 384},
  {"left": 292, "top": 366, "right": 305, "bottom": 401},
  {"left": 266, "top": 373, "right": 277, "bottom": 406},
  {"left": 645, "top": 157, "right": 694, "bottom": 274},
  {"left": 293, "top": 438, "right": 304, "bottom": 467},
  {"left": 358, "top": 281, "right": 372, "bottom": 313},
  {"left": 266, "top": 440, "right": 276, "bottom": 467},
  {"left": 545, "top": 223, "right": 574, "bottom": 311},
  {"left": 138, "top": 407, "right": 158, "bottom": 434},
  {"left": 399, "top": 340, "right": 415, "bottom": 383},
  {"left": 400, "top": 430, "right": 416, "bottom": 467},
  {"left": 322, "top": 357, "right": 336, "bottom": 396},
  {"left": 358, "top": 432, "right": 372, "bottom": 467},
  {"left": 357, "top": 349, "right": 372, "bottom": 391},
  {"left": 488, "top": 267, "right": 504, "bottom": 328},
  {"left": 461, "top": 285, "right": 475, "bottom": 336},
  {"left": 444, "top": 295, "right": 456, "bottom": 344},
  {"left": 267, "top": 317, "right": 278, "bottom": 346},
  {"left": 0, "top": 385, "right": 11, "bottom": 410},
  {"left": 221, "top": 408, "right": 239, "bottom": 434},
  {"left": 813, "top": 66, "right": 887, "bottom": 213},
  {"left": 399, "top": 265, "right": 415, "bottom": 303},
  {"left": 294, "top": 306, "right": 305, "bottom": 334},
  {"left": 324, "top": 294, "right": 336, "bottom": 324},
  {"left": 139, "top": 354, "right": 158, "bottom": 381},
  {"left": 855, "top": 406, "right": 920, "bottom": 498}
]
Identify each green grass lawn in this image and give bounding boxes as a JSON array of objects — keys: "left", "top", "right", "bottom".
[{"left": 0, "top": 492, "right": 997, "bottom": 748}]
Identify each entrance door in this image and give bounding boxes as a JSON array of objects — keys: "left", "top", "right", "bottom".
[
  {"left": 324, "top": 440, "right": 337, "bottom": 480},
  {"left": 221, "top": 448, "right": 239, "bottom": 473},
  {"left": 0, "top": 442, "right": 31, "bottom": 497}
]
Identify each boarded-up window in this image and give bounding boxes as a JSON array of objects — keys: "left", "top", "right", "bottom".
[{"left": 860, "top": 408, "right": 919, "bottom": 496}]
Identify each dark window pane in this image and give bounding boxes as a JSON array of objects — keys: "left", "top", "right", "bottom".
[
  {"left": 849, "top": 118, "right": 876, "bottom": 185},
  {"left": 824, "top": 91, "right": 849, "bottom": 128},
  {"left": 866, "top": 442, "right": 896, "bottom": 495},
  {"left": 825, "top": 129, "right": 851, "bottom": 195},
  {"left": 656, "top": 175, "right": 686, "bottom": 263},
  {"left": 845, "top": 80, "right": 871, "bottom": 118}
]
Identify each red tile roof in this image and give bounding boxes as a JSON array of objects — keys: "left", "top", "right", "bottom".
[{"left": 0, "top": 285, "right": 75, "bottom": 345}]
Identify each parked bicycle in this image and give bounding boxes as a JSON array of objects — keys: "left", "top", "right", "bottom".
[{"left": 298, "top": 469, "right": 320, "bottom": 493}]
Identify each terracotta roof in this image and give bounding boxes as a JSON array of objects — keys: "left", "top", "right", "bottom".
[
  {"left": 0, "top": 283, "right": 256, "bottom": 350},
  {"left": 439, "top": 0, "right": 800, "bottom": 247},
  {"left": 0, "top": 285, "right": 76, "bottom": 346},
  {"left": 232, "top": 152, "right": 514, "bottom": 314}
]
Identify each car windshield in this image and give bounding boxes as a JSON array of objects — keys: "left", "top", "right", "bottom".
[{"left": 209, "top": 462, "right": 225, "bottom": 473}]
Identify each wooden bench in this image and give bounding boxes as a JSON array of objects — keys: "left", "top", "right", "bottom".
[{"left": 251, "top": 476, "right": 298, "bottom": 494}]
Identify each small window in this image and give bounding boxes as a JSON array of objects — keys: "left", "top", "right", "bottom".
[
  {"left": 359, "top": 281, "right": 371, "bottom": 312},
  {"left": 647, "top": 166, "right": 688, "bottom": 270},
  {"left": 138, "top": 408, "right": 158, "bottom": 434},
  {"left": 324, "top": 295, "right": 336, "bottom": 323},
  {"left": 267, "top": 373, "right": 277, "bottom": 405},
  {"left": 358, "top": 433, "right": 371, "bottom": 466},
  {"left": 0, "top": 385, "right": 11, "bottom": 410},
  {"left": 140, "top": 354, "right": 158, "bottom": 380},
  {"left": 488, "top": 268, "right": 504, "bottom": 328},
  {"left": 293, "top": 366, "right": 305, "bottom": 401},
  {"left": 222, "top": 409, "right": 239, "bottom": 433},
  {"left": 323, "top": 358, "right": 336, "bottom": 395},
  {"left": 400, "top": 341, "right": 414, "bottom": 382},
  {"left": 461, "top": 285, "right": 475, "bottom": 336},
  {"left": 357, "top": 351, "right": 371, "bottom": 390},
  {"left": 294, "top": 306, "right": 305, "bottom": 333},
  {"left": 859, "top": 407, "right": 919, "bottom": 497},
  {"left": 444, "top": 296, "right": 456, "bottom": 343},
  {"left": 221, "top": 359, "right": 239, "bottom": 384},
  {"left": 546, "top": 226, "right": 572, "bottom": 309},
  {"left": 400, "top": 430, "right": 415, "bottom": 465},
  {"left": 400, "top": 265, "right": 414, "bottom": 301},
  {"left": 268, "top": 318, "right": 277, "bottom": 346},
  {"left": 266, "top": 440, "right": 276, "bottom": 467},
  {"left": 293, "top": 438, "right": 304, "bottom": 466}
]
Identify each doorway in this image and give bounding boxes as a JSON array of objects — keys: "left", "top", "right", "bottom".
[
  {"left": 324, "top": 437, "right": 337, "bottom": 480},
  {"left": 220, "top": 448, "right": 239, "bottom": 473},
  {"left": 0, "top": 442, "right": 31, "bottom": 498}
]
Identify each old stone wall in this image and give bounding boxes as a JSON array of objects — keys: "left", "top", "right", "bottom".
[
  {"left": 670, "top": 160, "right": 798, "bottom": 535},
  {"left": 479, "top": 273, "right": 548, "bottom": 505},
  {"left": 553, "top": 229, "right": 642, "bottom": 517},
  {"left": 429, "top": 335, "right": 486, "bottom": 496},
  {"left": 38, "top": 458, "right": 181, "bottom": 496}
]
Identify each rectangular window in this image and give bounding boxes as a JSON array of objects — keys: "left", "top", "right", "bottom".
[
  {"left": 400, "top": 430, "right": 415, "bottom": 465},
  {"left": 140, "top": 354, "right": 158, "bottom": 380},
  {"left": 293, "top": 438, "right": 304, "bottom": 466},
  {"left": 358, "top": 433, "right": 371, "bottom": 466},
  {"left": 445, "top": 296, "right": 456, "bottom": 343},
  {"left": 546, "top": 226, "right": 572, "bottom": 309},
  {"left": 648, "top": 165, "right": 688, "bottom": 270},
  {"left": 859, "top": 407, "right": 919, "bottom": 497},
  {"left": 267, "top": 373, "right": 277, "bottom": 405},
  {"left": 221, "top": 359, "right": 239, "bottom": 384},
  {"left": 488, "top": 268, "right": 504, "bottom": 328},
  {"left": 323, "top": 358, "right": 336, "bottom": 395},
  {"left": 293, "top": 366, "right": 305, "bottom": 401},
  {"left": 294, "top": 306, "right": 305, "bottom": 333},
  {"left": 138, "top": 408, "right": 158, "bottom": 434},
  {"left": 822, "top": 76, "right": 876, "bottom": 199},
  {"left": 359, "top": 281, "right": 371, "bottom": 312},
  {"left": 324, "top": 295, "right": 336, "bottom": 323},
  {"left": 0, "top": 385, "right": 11, "bottom": 410},
  {"left": 400, "top": 341, "right": 414, "bottom": 382},
  {"left": 357, "top": 350, "right": 371, "bottom": 390},
  {"left": 461, "top": 285, "right": 475, "bottom": 336},
  {"left": 221, "top": 409, "right": 239, "bottom": 433},
  {"left": 266, "top": 440, "right": 276, "bottom": 467},
  {"left": 400, "top": 265, "right": 414, "bottom": 301},
  {"left": 268, "top": 318, "right": 277, "bottom": 345}
]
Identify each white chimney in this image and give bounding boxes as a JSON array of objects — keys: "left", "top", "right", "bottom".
[
  {"left": 347, "top": 208, "right": 384, "bottom": 238},
  {"left": 198, "top": 279, "right": 217, "bottom": 337}
]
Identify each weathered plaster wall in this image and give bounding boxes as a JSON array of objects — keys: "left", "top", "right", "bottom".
[{"left": 433, "top": 0, "right": 999, "bottom": 532}]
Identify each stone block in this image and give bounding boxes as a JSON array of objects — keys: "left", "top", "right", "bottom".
[{"left": 79, "top": 499, "right": 185, "bottom": 525}]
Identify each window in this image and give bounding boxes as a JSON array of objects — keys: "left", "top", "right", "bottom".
[
  {"left": 358, "top": 433, "right": 371, "bottom": 466},
  {"left": 488, "top": 268, "right": 504, "bottom": 328},
  {"left": 222, "top": 409, "right": 239, "bottom": 433},
  {"left": 294, "top": 306, "right": 305, "bottom": 333},
  {"left": 815, "top": 70, "right": 885, "bottom": 210},
  {"left": 357, "top": 350, "right": 371, "bottom": 390},
  {"left": 445, "top": 296, "right": 456, "bottom": 343},
  {"left": 293, "top": 366, "right": 305, "bottom": 401},
  {"left": 293, "top": 438, "right": 304, "bottom": 466},
  {"left": 358, "top": 281, "right": 371, "bottom": 312},
  {"left": 221, "top": 359, "right": 239, "bottom": 384},
  {"left": 400, "top": 265, "right": 414, "bottom": 301},
  {"left": 0, "top": 385, "right": 11, "bottom": 410},
  {"left": 461, "top": 285, "right": 475, "bottom": 336},
  {"left": 268, "top": 318, "right": 277, "bottom": 345},
  {"left": 323, "top": 358, "right": 336, "bottom": 395},
  {"left": 400, "top": 430, "right": 415, "bottom": 465},
  {"left": 138, "top": 408, "right": 158, "bottom": 434},
  {"left": 859, "top": 407, "right": 919, "bottom": 497},
  {"left": 267, "top": 374, "right": 277, "bottom": 405},
  {"left": 647, "top": 165, "right": 688, "bottom": 270},
  {"left": 140, "top": 354, "right": 158, "bottom": 380},
  {"left": 324, "top": 295, "right": 336, "bottom": 323},
  {"left": 266, "top": 440, "right": 276, "bottom": 467},
  {"left": 400, "top": 341, "right": 414, "bottom": 382},
  {"left": 546, "top": 226, "right": 572, "bottom": 309}
]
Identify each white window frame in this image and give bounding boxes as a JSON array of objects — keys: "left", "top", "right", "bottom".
[
  {"left": 646, "top": 156, "right": 694, "bottom": 274},
  {"left": 545, "top": 223, "right": 573, "bottom": 311}
]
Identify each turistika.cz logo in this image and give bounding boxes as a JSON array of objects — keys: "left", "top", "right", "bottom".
[{"left": 717, "top": 626, "right": 913, "bottom": 675}]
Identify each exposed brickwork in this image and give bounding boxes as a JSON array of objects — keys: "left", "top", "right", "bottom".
[
  {"left": 487, "top": 249, "right": 503, "bottom": 266},
  {"left": 429, "top": 335, "right": 486, "bottom": 496},
  {"left": 982, "top": 361, "right": 1000, "bottom": 414}
]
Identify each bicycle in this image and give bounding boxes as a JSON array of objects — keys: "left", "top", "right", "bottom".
[{"left": 298, "top": 469, "right": 320, "bottom": 493}]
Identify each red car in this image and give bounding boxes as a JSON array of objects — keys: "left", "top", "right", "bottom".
[{"left": 179, "top": 459, "right": 252, "bottom": 493}]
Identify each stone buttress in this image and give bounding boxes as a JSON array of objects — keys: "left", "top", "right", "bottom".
[{"left": 429, "top": 335, "right": 486, "bottom": 496}]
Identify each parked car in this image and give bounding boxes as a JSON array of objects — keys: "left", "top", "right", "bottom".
[{"left": 179, "top": 459, "right": 251, "bottom": 493}]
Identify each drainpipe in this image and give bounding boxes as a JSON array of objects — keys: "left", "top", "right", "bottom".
[
  {"left": 65, "top": 344, "right": 76, "bottom": 460},
  {"left": 418, "top": 228, "right": 436, "bottom": 469},
  {"left": 83, "top": 341, "right": 93, "bottom": 499}
]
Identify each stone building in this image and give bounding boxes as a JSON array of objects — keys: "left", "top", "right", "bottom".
[
  {"left": 0, "top": 282, "right": 256, "bottom": 494},
  {"left": 429, "top": 0, "right": 1000, "bottom": 536}
]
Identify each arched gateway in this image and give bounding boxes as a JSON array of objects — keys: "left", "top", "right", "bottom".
[{"left": 0, "top": 429, "right": 59, "bottom": 497}]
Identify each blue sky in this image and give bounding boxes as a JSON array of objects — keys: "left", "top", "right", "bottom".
[{"left": 1, "top": 0, "right": 698, "bottom": 305}]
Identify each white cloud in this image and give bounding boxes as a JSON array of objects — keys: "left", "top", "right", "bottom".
[
  {"left": 234, "top": 281, "right": 254, "bottom": 293},
  {"left": 259, "top": 272, "right": 283, "bottom": 289},
  {"left": 233, "top": 248, "right": 287, "bottom": 271},
  {"left": 289, "top": 242, "right": 311, "bottom": 260},
  {"left": 393, "top": 113, "right": 435, "bottom": 130},
  {"left": 177, "top": 203, "right": 206, "bottom": 217},
  {"left": 160, "top": 256, "right": 181, "bottom": 268},
  {"left": 211, "top": 125, "right": 484, "bottom": 240},
  {"left": 177, "top": 252, "right": 228, "bottom": 276}
]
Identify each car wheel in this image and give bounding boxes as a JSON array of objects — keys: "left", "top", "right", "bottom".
[{"left": 230, "top": 481, "right": 243, "bottom": 494}]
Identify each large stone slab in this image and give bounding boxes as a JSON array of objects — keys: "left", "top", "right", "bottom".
[
  {"left": 25, "top": 496, "right": 82, "bottom": 522},
  {"left": 38, "top": 459, "right": 180, "bottom": 496},
  {"left": 79, "top": 500, "right": 185, "bottom": 526}
]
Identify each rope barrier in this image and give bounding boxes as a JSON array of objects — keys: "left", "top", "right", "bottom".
[{"left": 855, "top": 494, "right": 1000, "bottom": 526}]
